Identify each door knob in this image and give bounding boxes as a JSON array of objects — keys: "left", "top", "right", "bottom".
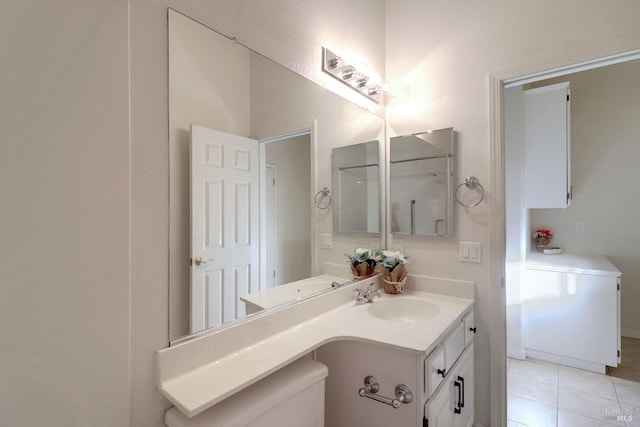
[{"left": 193, "top": 257, "right": 212, "bottom": 266}]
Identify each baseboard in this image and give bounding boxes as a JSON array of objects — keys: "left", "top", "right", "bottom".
[
  {"left": 526, "top": 349, "right": 606, "bottom": 374},
  {"left": 622, "top": 328, "right": 640, "bottom": 339},
  {"left": 507, "top": 348, "right": 526, "bottom": 360}
]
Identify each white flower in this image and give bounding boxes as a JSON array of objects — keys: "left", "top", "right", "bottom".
[
  {"left": 378, "top": 250, "right": 408, "bottom": 271},
  {"left": 381, "top": 250, "right": 407, "bottom": 263},
  {"left": 346, "top": 248, "right": 379, "bottom": 266}
]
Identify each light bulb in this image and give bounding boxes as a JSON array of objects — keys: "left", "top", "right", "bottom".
[{"left": 341, "top": 68, "right": 355, "bottom": 80}]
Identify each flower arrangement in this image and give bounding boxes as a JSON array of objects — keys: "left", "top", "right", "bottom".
[
  {"left": 378, "top": 250, "right": 409, "bottom": 272},
  {"left": 377, "top": 250, "right": 409, "bottom": 294},
  {"left": 533, "top": 229, "right": 553, "bottom": 250},
  {"left": 346, "top": 248, "right": 379, "bottom": 278}
]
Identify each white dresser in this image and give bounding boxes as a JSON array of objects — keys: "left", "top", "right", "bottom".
[{"left": 523, "top": 253, "right": 621, "bottom": 373}]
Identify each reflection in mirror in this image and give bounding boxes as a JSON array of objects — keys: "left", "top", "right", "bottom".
[
  {"left": 169, "top": 10, "right": 384, "bottom": 342},
  {"left": 332, "top": 141, "right": 381, "bottom": 233},
  {"left": 389, "top": 128, "right": 454, "bottom": 237}
]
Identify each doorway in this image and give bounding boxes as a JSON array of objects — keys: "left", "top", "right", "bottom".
[
  {"left": 491, "top": 50, "right": 640, "bottom": 426},
  {"left": 260, "top": 131, "right": 312, "bottom": 289}
]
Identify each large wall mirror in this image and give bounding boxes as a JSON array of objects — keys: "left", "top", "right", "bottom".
[
  {"left": 169, "top": 10, "right": 384, "bottom": 342},
  {"left": 389, "top": 128, "right": 454, "bottom": 237},
  {"left": 332, "top": 140, "right": 381, "bottom": 234}
]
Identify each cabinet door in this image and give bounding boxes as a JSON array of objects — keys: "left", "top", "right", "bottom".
[
  {"left": 524, "top": 269, "right": 618, "bottom": 367},
  {"left": 425, "top": 344, "right": 474, "bottom": 427},
  {"left": 424, "top": 380, "right": 455, "bottom": 427},
  {"left": 455, "top": 345, "right": 474, "bottom": 427},
  {"left": 524, "top": 82, "right": 571, "bottom": 208}
]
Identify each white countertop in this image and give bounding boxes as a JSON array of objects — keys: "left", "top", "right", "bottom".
[
  {"left": 240, "top": 274, "right": 350, "bottom": 310},
  {"left": 525, "top": 252, "right": 621, "bottom": 277},
  {"left": 156, "top": 276, "right": 474, "bottom": 418}
]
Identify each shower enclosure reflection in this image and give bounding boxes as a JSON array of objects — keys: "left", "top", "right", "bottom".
[
  {"left": 389, "top": 128, "right": 454, "bottom": 237},
  {"left": 332, "top": 140, "right": 381, "bottom": 234}
]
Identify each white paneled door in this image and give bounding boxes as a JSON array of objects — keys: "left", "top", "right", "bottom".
[{"left": 190, "top": 125, "right": 259, "bottom": 333}]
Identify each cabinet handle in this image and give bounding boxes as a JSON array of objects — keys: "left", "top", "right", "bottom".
[
  {"left": 454, "top": 380, "right": 462, "bottom": 414},
  {"left": 437, "top": 368, "right": 447, "bottom": 378},
  {"left": 469, "top": 327, "right": 477, "bottom": 333},
  {"left": 458, "top": 375, "right": 465, "bottom": 408}
]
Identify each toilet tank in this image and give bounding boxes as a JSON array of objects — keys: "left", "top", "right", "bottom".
[{"left": 165, "top": 358, "right": 328, "bottom": 427}]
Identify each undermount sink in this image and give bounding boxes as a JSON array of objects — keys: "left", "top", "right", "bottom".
[{"left": 367, "top": 297, "right": 440, "bottom": 322}]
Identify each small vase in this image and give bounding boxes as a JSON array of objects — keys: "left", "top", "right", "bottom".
[
  {"left": 534, "top": 237, "right": 550, "bottom": 252},
  {"left": 351, "top": 263, "right": 376, "bottom": 279},
  {"left": 380, "top": 265, "right": 408, "bottom": 294}
]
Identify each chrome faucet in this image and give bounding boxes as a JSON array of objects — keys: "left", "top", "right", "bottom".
[{"left": 354, "top": 283, "right": 382, "bottom": 305}]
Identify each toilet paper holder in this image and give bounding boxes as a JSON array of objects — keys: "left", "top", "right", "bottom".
[{"left": 358, "top": 375, "right": 413, "bottom": 409}]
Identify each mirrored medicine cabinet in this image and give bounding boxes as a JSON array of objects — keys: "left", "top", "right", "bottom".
[{"left": 389, "top": 128, "right": 454, "bottom": 237}]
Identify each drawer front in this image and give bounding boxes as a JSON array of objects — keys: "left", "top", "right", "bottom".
[
  {"left": 424, "top": 345, "right": 445, "bottom": 397},
  {"left": 444, "top": 321, "right": 465, "bottom": 370},
  {"left": 464, "top": 311, "right": 476, "bottom": 346}
]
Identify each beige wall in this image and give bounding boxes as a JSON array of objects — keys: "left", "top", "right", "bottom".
[
  {"left": 0, "top": 0, "right": 131, "bottom": 425},
  {"left": 529, "top": 60, "right": 640, "bottom": 337}
]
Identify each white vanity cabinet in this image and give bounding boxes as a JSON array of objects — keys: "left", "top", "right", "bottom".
[
  {"left": 157, "top": 279, "right": 475, "bottom": 421},
  {"left": 524, "top": 82, "right": 571, "bottom": 208},
  {"left": 317, "top": 309, "right": 475, "bottom": 427},
  {"left": 424, "top": 311, "right": 475, "bottom": 427}
]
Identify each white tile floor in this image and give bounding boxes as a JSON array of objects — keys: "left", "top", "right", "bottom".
[{"left": 508, "top": 358, "right": 640, "bottom": 427}]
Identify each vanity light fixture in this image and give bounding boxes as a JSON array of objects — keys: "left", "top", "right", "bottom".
[
  {"left": 322, "top": 47, "right": 383, "bottom": 103},
  {"left": 341, "top": 68, "right": 355, "bottom": 80}
]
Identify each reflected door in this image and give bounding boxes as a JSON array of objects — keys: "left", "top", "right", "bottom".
[
  {"left": 265, "top": 164, "right": 276, "bottom": 288},
  {"left": 190, "top": 125, "right": 259, "bottom": 332}
]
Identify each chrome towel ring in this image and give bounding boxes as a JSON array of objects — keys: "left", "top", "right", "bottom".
[
  {"left": 455, "top": 176, "right": 484, "bottom": 208},
  {"left": 314, "top": 187, "right": 332, "bottom": 209}
]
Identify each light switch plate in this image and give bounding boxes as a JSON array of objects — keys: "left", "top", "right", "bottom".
[{"left": 460, "top": 242, "right": 482, "bottom": 263}]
